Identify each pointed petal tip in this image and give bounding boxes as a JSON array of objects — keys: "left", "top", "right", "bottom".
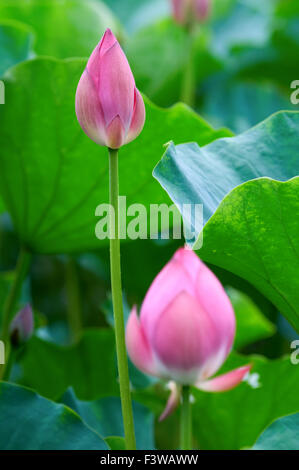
[
  {"left": 103, "top": 28, "right": 117, "bottom": 42},
  {"left": 97, "top": 27, "right": 118, "bottom": 59},
  {"left": 196, "top": 364, "right": 252, "bottom": 393}
]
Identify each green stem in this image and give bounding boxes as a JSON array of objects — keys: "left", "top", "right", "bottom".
[
  {"left": 65, "top": 256, "right": 82, "bottom": 342},
  {"left": 181, "top": 30, "right": 196, "bottom": 107},
  {"left": 108, "top": 148, "right": 136, "bottom": 450},
  {"left": 180, "top": 385, "right": 192, "bottom": 450},
  {"left": 0, "top": 247, "right": 31, "bottom": 380}
]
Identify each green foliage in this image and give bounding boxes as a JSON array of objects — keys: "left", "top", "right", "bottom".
[
  {"left": 154, "top": 113, "right": 299, "bottom": 330},
  {"left": 253, "top": 413, "right": 299, "bottom": 450},
  {"left": 136, "top": 352, "right": 299, "bottom": 450},
  {"left": 0, "top": 382, "right": 108, "bottom": 449},
  {"left": 191, "top": 352, "right": 299, "bottom": 449},
  {"left": 126, "top": 19, "right": 221, "bottom": 106},
  {"left": 105, "top": 436, "right": 126, "bottom": 450},
  {"left": 154, "top": 111, "right": 299, "bottom": 230},
  {"left": 103, "top": 0, "right": 168, "bottom": 33},
  {"left": 197, "top": 178, "right": 299, "bottom": 331},
  {"left": 228, "top": 287, "right": 276, "bottom": 350},
  {"left": 0, "top": 0, "right": 120, "bottom": 59},
  {"left": 61, "top": 388, "right": 155, "bottom": 450},
  {"left": 0, "top": 20, "right": 34, "bottom": 76},
  {"left": 0, "top": 57, "right": 229, "bottom": 254},
  {"left": 16, "top": 329, "right": 118, "bottom": 400}
]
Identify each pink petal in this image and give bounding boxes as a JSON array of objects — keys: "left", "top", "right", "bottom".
[
  {"left": 75, "top": 69, "right": 107, "bottom": 146},
  {"left": 196, "top": 365, "right": 252, "bottom": 392},
  {"left": 125, "top": 88, "right": 145, "bottom": 145},
  {"left": 159, "top": 382, "right": 181, "bottom": 422},
  {"left": 140, "top": 252, "right": 197, "bottom": 344},
  {"left": 152, "top": 291, "right": 218, "bottom": 380},
  {"left": 98, "top": 29, "right": 117, "bottom": 58},
  {"left": 142, "top": 247, "right": 235, "bottom": 380},
  {"left": 98, "top": 36, "right": 135, "bottom": 130},
  {"left": 174, "top": 249, "right": 235, "bottom": 355},
  {"left": 87, "top": 29, "right": 117, "bottom": 89},
  {"left": 194, "top": 259, "right": 236, "bottom": 377},
  {"left": 172, "top": 247, "right": 202, "bottom": 286},
  {"left": 126, "top": 306, "right": 156, "bottom": 376},
  {"left": 106, "top": 115, "right": 126, "bottom": 149}
]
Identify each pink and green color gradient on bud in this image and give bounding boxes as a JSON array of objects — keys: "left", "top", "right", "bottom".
[
  {"left": 171, "top": 0, "right": 211, "bottom": 25},
  {"left": 126, "top": 248, "right": 251, "bottom": 393},
  {"left": 75, "top": 29, "right": 145, "bottom": 149}
]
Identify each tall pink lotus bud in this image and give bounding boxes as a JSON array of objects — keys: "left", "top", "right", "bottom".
[
  {"left": 75, "top": 29, "right": 145, "bottom": 149},
  {"left": 171, "top": 0, "right": 211, "bottom": 25},
  {"left": 10, "top": 304, "right": 34, "bottom": 346},
  {"left": 126, "top": 248, "right": 251, "bottom": 418}
]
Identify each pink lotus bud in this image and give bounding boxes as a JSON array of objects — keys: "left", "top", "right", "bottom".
[
  {"left": 10, "top": 304, "right": 34, "bottom": 346},
  {"left": 171, "top": 0, "right": 211, "bottom": 25},
  {"left": 126, "top": 248, "right": 251, "bottom": 397},
  {"left": 75, "top": 29, "right": 145, "bottom": 149}
]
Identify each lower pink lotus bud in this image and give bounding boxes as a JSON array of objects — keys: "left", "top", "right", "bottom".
[
  {"left": 10, "top": 304, "right": 34, "bottom": 346},
  {"left": 126, "top": 248, "right": 251, "bottom": 409},
  {"left": 171, "top": 0, "right": 211, "bottom": 25}
]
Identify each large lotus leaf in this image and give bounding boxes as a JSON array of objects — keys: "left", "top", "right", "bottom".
[
  {"left": 154, "top": 111, "right": 299, "bottom": 232},
  {"left": 0, "top": 382, "right": 108, "bottom": 450},
  {"left": 227, "top": 287, "right": 276, "bottom": 350},
  {"left": 253, "top": 413, "right": 299, "bottom": 450},
  {"left": 154, "top": 174, "right": 299, "bottom": 331},
  {"left": 0, "top": 57, "right": 230, "bottom": 255},
  {"left": 16, "top": 328, "right": 118, "bottom": 400},
  {"left": 0, "top": 19, "right": 34, "bottom": 214},
  {"left": 61, "top": 388, "right": 155, "bottom": 450},
  {"left": 196, "top": 178, "right": 299, "bottom": 331},
  {"left": 154, "top": 113, "right": 299, "bottom": 329}
]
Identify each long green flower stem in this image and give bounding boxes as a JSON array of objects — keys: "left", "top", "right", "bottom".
[
  {"left": 0, "top": 247, "right": 31, "bottom": 380},
  {"left": 108, "top": 148, "right": 136, "bottom": 450},
  {"left": 180, "top": 385, "right": 192, "bottom": 450}
]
